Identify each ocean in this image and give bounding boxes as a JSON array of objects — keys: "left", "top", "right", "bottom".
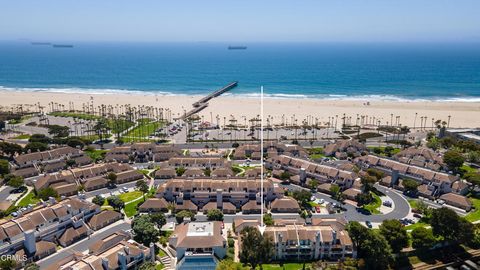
[{"left": 0, "top": 41, "right": 479, "bottom": 101}]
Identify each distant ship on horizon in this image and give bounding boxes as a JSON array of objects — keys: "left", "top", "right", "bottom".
[
  {"left": 31, "top": 42, "right": 51, "bottom": 46},
  {"left": 52, "top": 44, "right": 74, "bottom": 48},
  {"left": 228, "top": 46, "right": 247, "bottom": 50}
]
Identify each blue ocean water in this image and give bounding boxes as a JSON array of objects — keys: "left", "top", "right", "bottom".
[{"left": 0, "top": 41, "right": 479, "bottom": 101}]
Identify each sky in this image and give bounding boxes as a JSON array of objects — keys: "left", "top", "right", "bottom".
[{"left": 1, "top": 0, "right": 480, "bottom": 43}]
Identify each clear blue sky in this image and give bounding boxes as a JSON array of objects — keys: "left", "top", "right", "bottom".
[{"left": 1, "top": 0, "right": 479, "bottom": 42}]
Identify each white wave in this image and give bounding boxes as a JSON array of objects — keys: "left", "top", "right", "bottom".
[{"left": 1, "top": 85, "right": 479, "bottom": 103}]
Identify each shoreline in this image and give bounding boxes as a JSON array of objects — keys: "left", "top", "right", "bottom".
[
  {"left": 1, "top": 90, "right": 479, "bottom": 128},
  {"left": 1, "top": 86, "right": 480, "bottom": 103}
]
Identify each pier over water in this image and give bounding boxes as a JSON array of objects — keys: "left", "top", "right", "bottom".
[{"left": 178, "top": 81, "right": 238, "bottom": 120}]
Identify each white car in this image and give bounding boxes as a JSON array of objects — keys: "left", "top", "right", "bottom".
[{"left": 319, "top": 199, "right": 325, "bottom": 204}]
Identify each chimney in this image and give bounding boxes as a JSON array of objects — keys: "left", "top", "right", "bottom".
[
  {"left": 300, "top": 168, "right": 307, "bottom": 184},
  {"left": 101, "top": 258, "right": 109, "bottom": 270},
  {"left": 216, "top": 189, "right": 223, "bottom": 208},
  {"left": 118, "top": 252, "right": 127, "bottom": 270},
  {"left": 124, "top": 246, "right": 130, "bottom": 255},
  {"left": 49, "top": 197, "right": 57, "bottom": 204},
  {"left": 24, "top": 230, "right": 36, "bottom": 255},
  {"left": 149, "top": 243, "right": 155, "bottom": 262},
  {"left": 391, "top": 170, "right": 399, "bottom": 186}
]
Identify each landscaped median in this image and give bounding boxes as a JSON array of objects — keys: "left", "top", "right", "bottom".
[
  {"left": 362, "top": 192, "right": 382, "bottom": 214},
  {"left": 16, "top": 189, "right": 40, "bottom": 207}
]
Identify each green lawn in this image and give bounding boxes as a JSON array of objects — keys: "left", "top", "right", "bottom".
[
  {"left": 123, "top": 120, "right": 163, "bottom": 142},
  {"left": 49, "top": 111, "right": 101, "bottom": 121},
  {"left": 465, "top": 197, "right": 480, "bottom": 222},
  {"left": 404, "top": 222, "right": 429, "bottom": 231},
  {"left": 309, "top": 154, "right": 325, "bottom": 160},
  {"left": 107, "top": 118, "right": 135, "bottom": 134},
  {"left": 408, "top": 199, "right": 419, "bottom": 209},
  {"left": 12, "top": 134, "right": 31, "bottom": 140},
  {"left": 118, "top": 191, "right": 143, "bottom": 202},
  {"left": 363, "top": 193, "right": 382, "bottom": 214},
  {"left": 462, "top": 164, "right": 477, "bottom": 174},
  {"left": 156, "top": 264, "right": 164, "bottom": 270},
  {"left": 124, "top": 199, "right": 144, "bottom": 217},
  {"left": 84, "top": 149, "right": 108, "bottom": 162},
  {"left": 158, "top": 249, "right": 167, "bottom": 257},
  {"left": 16, "top": 190, "right": 40, "bottom": 207},
  {"left": 260, "top": 263, "right": 311, "bottom": 270}
]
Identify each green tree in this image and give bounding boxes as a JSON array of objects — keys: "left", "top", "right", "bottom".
[
  {"left": 176, "top": 167, "right": 186, "bottom": 176},
  {"left": 151, "top": 212, "right": 167, "bottom": 228},
  {"left": 0, "top": 142, "right": 23, "bottom": 157},
  {"left": 443, "top": 150, "right": 465, "bottom": 173},
  {"left": 216, "top": 260, "right": 245, "bottom": 270},
  {"left": 239, "top": 226, "right": 274, "bottom": 270},
  {"left": 379, "top": 219, "right": 409, "bottom": 253},
  {"left": 346, "top": 221, "right": 369, "bottom": 249},
  {"left": 106, "top": 172, "right": 117, "bottom": 187},
  {"left": 24, "top": 142, "right": 48, "bottom": 152},
  {"left": 92, "top": 195, "right": 105, "bottom": 206},
  {"left": 330, "top": 184, "right": 345, "bottom": 202},
  {"left": 175, "top": 210, "right": 195, "bottom": 223},
  {"left": 355, "top": 193, "right": 373, "bottom": 206},
  {"left": 136, "top": 179, "right": 149, "bottom": 199},
  {"left": 360, "top": 232, "right": 394, "bottom": 270},
  {"left": 206, "top": 209, "right": 224, "bottom": 221},
  {"left": 402, "top": 178, "right": 419, "bottom": 194},
  {"left": 107, "top": 196, "right": 125, "bottom": 211},
  {"left": 430, "top": 207, "right": 474, "bottom": 244},
  {"left": 263, "top": 213, "right": 274, "bottom": 226},
  {"left": 47, "top": 125, "right": 70, "bottom": 138},
  {"left": 292, "top": 189, "right": 312, "bottom": 208},
  {"left": 28, "top": 134, "right": 51, "bottom": 144},
  {"left": 24, "top": 263, "right": 40, "bottom": 270},
  {"left": 204, "top": 167, "right": 211, "bottom": 177},
  {"left": 132, "top": 215, "right": 160, "bottom": 246},
  {"left": 360, "top": 174, "right": 377, "bottom": 193},
  {"left": 0, "top": 160, "right": 9, "bottom": 176},
  {"left": 279, "top": 171, "right": 291, "bottom": 181},
  {"left": 5, "top": 174, "right": 24, "bottom": 188},
  {"left": 138, "top": 262, "right": 156, "bottom": 270},
  {"left": 0, "top": 258, "right": 16, "bottom": 270},
  {"left": 66, "top": 137, "right": 85, "bottom": 149},
  {"left": 37, "top": 187, "right": 58, "bottom": 201},
  {"left": 411, "top": 227, "right": 436, "bottom": 250},
  {"left": 308, "top": 179, "right": 319, "bottom": 190}
]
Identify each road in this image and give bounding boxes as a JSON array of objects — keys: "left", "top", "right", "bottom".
[{"left": 37, "top": 221, "right": 131, "bottom": 269}]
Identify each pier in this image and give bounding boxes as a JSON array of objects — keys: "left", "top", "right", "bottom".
[
  {"left": 177, "top": 81, "right": 238, "bottom": 120},
  {"left": 192, "top": 81, "right": 238, "bottom": 108}
]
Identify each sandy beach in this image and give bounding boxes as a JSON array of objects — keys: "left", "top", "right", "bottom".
[{"left": 1, "top": 90, "right": 479, "bottom": 128}]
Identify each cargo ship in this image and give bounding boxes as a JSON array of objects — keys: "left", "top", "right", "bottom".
[
  {"left": 31, "top": 42, "right": 51, "bottom": 46},
  {"left": 52, "top": 44, "right": 74, "bottom": 48},
  {"left": 228, "top": 46, "right": 247, "bottom": 50}
]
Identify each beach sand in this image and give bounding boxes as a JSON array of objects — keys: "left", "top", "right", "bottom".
[{"left": 1, "top": 90, "right": 479, "bottom": 128}]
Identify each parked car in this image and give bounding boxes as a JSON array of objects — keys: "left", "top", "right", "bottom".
[
  {"left": 413, "top": 213, "right": 423, "bottom": 219},
  {"left": 382, "top": 201, "right": 392, "bottom": 207},
  {"left": 365, "top": 221, "right": 372, "bottom": 228}
]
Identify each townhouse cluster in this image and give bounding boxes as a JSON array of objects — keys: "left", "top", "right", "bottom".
[
  {"left": 355, "top": 153, "right": 472, "bottom": 210},
  {"left": 33, "top": 162, "right": 144, "bottom": 197},
  {"left": 233, "top": 142, "right": 308, "bottom": 160},
  {"left": 167, "top": 218, "right": 355, "bottom": 269},
  {"left": 149, "top": 154, "right": 300, "bottom": 214},
  {"left": 0, "top": 198, "right": 123, "bottom": 267},
  {"left": 45, "top": 231, "right": 154, "bottom": 270},
  {"left": 105, "top": 143, "right": 182, "bottom": 163},
  {"left": 10, "top": 146, "right": 93, "bottom": 179}
]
